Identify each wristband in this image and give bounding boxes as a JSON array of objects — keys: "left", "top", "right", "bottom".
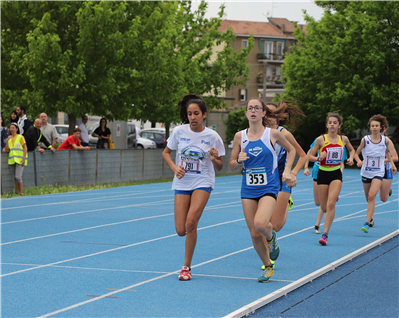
[{"left": 236, "top": 158, "right": 242, "bottom": 165}]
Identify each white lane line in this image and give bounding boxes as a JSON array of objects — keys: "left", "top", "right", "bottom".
[
  {"left": 2, "top": 262, "right": 294, "bottom": 282},
  {"left": 1, "top": 213, "right": 174, "bottom": 245},
  {"left": 1, "top": 189, "right": 170, "bottom": 210},
  {"left": 1, "top": 188, "right": 244, "bottom": 225},
  {"left": 223, "top": 230, "right": 399, "bottom": 318},
  {"left": 1, "top": 218, "right": 245, "bottom": 277},
  {"left": 1, "top": 199, "right": 176, "bottom": 225},
  {"left": 35, "top": 211, "right": 396, "bottom": 318}
]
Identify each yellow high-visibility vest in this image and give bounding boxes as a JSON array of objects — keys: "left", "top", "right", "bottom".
[{"left": 8, "top": 134, "right": 28, "bottom": 166}]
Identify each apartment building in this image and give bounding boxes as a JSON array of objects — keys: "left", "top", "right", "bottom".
[{"left": 218, "top": 18, "right": 306, "bottom": 109}]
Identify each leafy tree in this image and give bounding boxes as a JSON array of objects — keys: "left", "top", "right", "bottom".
[
  {"left": 1, "top": 1, "right": 253, "bottom": 137},
  {"left": 225, "top": 107, "right": 248, "bottom": 143},
  {"left": 282, "top": 1, "right": 399, "bottom": 146}
]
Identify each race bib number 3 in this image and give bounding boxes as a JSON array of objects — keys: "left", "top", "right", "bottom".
[
  {"left": 326, "top": 147, "right": 343, "bottom": 165},
  {"left": 365, "top": 157, "right": 381, "bottom": 171},
  {"left": 246, "top": 167, "right": 267, "bottom": 186},
  {"left": 181, "top": 158, "right": 202, "bottom": 174}
]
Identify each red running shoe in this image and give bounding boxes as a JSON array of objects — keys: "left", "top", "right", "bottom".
[
  {"left": 319, "top": 234, "right": 328, "bottom": 246},
  {"left": 179, "top": 266, "right": 192, "bottom": 281}
]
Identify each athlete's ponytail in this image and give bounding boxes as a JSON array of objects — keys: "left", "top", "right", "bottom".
[{"left": 266, "top": 99, "right": 305, "bottom": 130}]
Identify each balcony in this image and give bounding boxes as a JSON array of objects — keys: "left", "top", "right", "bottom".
[
  {"left": 257, "top": 53, "right": 285, "bottom": 63},
  {"left": 256, "top": 76, "right": 285, "bottom": 87}
]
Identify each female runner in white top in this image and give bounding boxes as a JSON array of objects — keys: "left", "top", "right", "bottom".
[
  {"left": 162, "top": 94, "right": 225, "bottom": 281},
  {"left": 354, "top": 115, "right": 394, "bottom": 233}
]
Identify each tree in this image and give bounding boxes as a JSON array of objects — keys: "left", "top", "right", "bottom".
[
  {"left": 1, "top": 1, "right": 253, "bottom": 137},
  {"left": 282, "top": 1, "right": 399, "bottom": 145},
  {"left": 225, "top": 107, "right": 248, "bottom": 143}
]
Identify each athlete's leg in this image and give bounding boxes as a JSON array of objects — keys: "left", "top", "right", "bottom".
[
  {"left": 380, "top": 178, "right": 393, "bottom": 202},
  {"left": 313, "top": 180, "right": 320, "bottom": 206},
  {"left": 182, "top": 190, "right": 210, "bottom": 267},
  {"left": 362, "top": 182, "right": 371, "bottom": 202},
  {"left": 269, "top": 191, "right": 290, "bottom": 232},
  {"left": 174, "top": 194, "right": 191, "bottom": 236},
  {"left": 315, "top": 207, "right": 324, "bottom": 228},
  {"left": 366, "top": 179, "right": 382, "bottom": 223},
  {"left": 242, "top": 198, "right": 275, "bottom": 267},
  {"left": 323, "top": 180, "right": 342, "bottom": 235}
]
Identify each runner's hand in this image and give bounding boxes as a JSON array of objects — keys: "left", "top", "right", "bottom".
[
  {"left": 238, "top": 148, "right": 249, "bottom": 163},
  {"left": 209, "top": 147, "right": 219, "bottom": 161},
  {"left": 304, "top": 168, "right": 310, "bottom": 176},
  {"left": 174, "top": 165, "right": 185, "bottom": 179}
]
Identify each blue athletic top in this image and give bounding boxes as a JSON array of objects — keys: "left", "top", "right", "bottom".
[
  {"left": 240, "top": 128, "right": 280, "bottom": 198},
  {"left": 275, "top": 126, "right": 288, "bottom": 181}
]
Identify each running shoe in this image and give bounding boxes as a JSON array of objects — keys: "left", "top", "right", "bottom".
[
  {"left": 258, "top": 265, "right": 274, "bottom": 283},
  {"left": 261, "top": 259, "right": 275, "bottom": 270},
  {"left": 362, "top": 222, "right": 370, "bottom": 233},
  {"left": 314, "top": 225, "right": 321, "bottom": 234},
  {"left": 319, "top": 233, "right": 328, "bottom": 246},
  {"left": 178, "top": 266, "right": 192, "bottom": 281},
  {"left": 267, "top": 230, "right": 280, "bottom": 261},
  {"left": 369, "top": 218, "right": 374, "bottom": 228},
  {"left": 288, "top": 196, "right": 294, "bottom": 211}
]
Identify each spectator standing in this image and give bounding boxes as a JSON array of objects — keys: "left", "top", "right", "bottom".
[
  {"left": 1, "top": 115, "right": 9, "bottom": 152},
  {"left": 92, "top": 118, "right": 111, "bottom": 149},
  {"left": 78, "top": 116, "right": 90, "bottom": 147},
  {"left": 39, "top": 113, "right": 58, "bottom": 149},
  {"left": 16, "top": 105, "right": 31, "bottom": 136},
  {"left": 10, "top": 110, "right": 18, "bottom": 125},
  {"left": 25, "top": 119, "right": 55, "bottom": 153},
  {"left": 57, "top": 128, "right": 90, "bottom": 150},
  {"left": 3, "top": 123, "right": 27, "bottom": 195}
]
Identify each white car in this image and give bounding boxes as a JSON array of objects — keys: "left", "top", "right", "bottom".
[
  {"left": 136, "top": 137, "right": 156, "bottom": 149},
  {"left": 53, "top": 124, "right": 69, "bottom": 144}
]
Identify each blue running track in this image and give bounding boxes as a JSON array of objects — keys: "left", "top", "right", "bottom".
[{"left": 1, "top": 169, "right": 398, "bottom": 317}]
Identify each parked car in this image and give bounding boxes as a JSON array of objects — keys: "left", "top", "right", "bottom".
[
  {"left": 53, "top": 125, "right": 69, "bottom": 144},
  {"left": 127, "top": 135, "right": 156, "bottom": 149},
  {"left": 140, "top": 131, "right": 166, "bottom": 148}
]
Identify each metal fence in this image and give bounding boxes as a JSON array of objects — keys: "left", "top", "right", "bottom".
[{"left": 1, "top": 148, "right": 235, "bottom": 194}]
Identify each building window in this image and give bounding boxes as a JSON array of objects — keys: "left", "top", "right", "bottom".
[
  {"left": 263, "top": 41, "right": 273, "bottom": 59},
  {"left": 239, "top": 89, "right": 247, "bottom": 101},
  {"left": 242, "top": 40, "right": 248, "bottom": 49}
]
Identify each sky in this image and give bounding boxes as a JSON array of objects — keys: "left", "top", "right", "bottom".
[{"left": 190, "top": 0, "right": 326, "bottom": 25}]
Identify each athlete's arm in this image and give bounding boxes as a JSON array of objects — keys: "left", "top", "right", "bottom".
[
  {"left": 229, "top": 131, "right": 248, "bottom": 171},
  {"left": 209, "top": 147, "right": 223, "bottom": 171},
  {"left": 162, "top": 146, "right": 185, "bottom": 179},
  {"left": 272, "top": 129, "right": 295, "bottom": 185},
  {"left": 343, "top": 136, "right": 355, "bottom": 166},
  {"left": 386, "top": 138, "right": 398, "bottom": 162},
  {"left": 304, "top": 149, "right": 311, "bottom": 176},
  {"left": 309, "top": 137, "right": 323, "bottom": 162},
  {"left": 282, "top": 130, "right": 307, "bottom": 177},
  {"left": 354, "top": 138, "right": 365, "bottom": 167}
]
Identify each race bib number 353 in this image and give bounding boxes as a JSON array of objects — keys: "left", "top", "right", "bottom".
[{"left": 246, "top": 167, "right": 267, "bottom": 186}]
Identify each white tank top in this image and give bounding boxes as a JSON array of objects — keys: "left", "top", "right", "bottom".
[{"left": 360, "top": 135, "right": 387, "bottom": 178}]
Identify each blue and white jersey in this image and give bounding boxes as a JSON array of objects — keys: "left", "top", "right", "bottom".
[
  {"left": 240, "top": 127, "right": 280, "bottom": 198},
  {"left": 361, "top": 135, "right": 387, "bottom": 178}
]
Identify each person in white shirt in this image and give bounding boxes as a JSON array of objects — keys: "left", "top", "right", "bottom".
[
  {"left": 162, "top": 94, "right": 225, "bottom": 281},
  {"left": 78, "top": 116, "right": 90, "bottom": 147},
  {"left": 354, "top": 115, "right": 394, "bottom": 233},
  {"left": 39, "top": 113, "right": 58, "bottom": 149}
]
